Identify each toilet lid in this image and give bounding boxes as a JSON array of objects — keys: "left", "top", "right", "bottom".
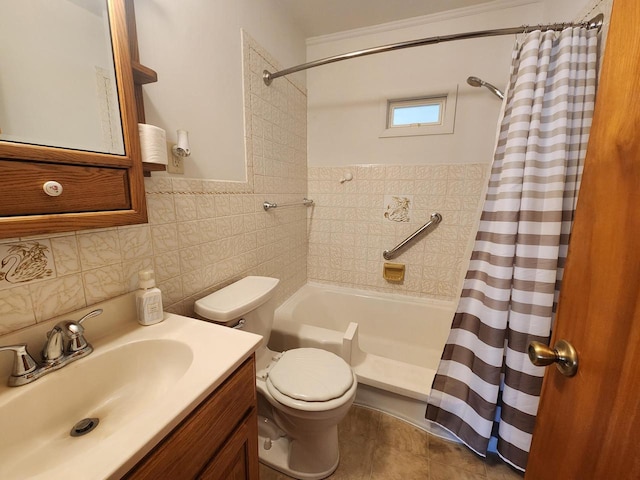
[{"left": 267, "top": 348, "right": 354, "bottom": 402}]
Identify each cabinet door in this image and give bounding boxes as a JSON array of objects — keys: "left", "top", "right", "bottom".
[
  {"left": 198, "top": 409, "right": 259, "bottom": 480},
  {"left": 124, "top": 358, "right": 256, "bottom": 480}
]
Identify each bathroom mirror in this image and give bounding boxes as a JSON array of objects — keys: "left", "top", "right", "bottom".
[
  {"left": 0, "top": 0, "right": 124, "bottom": 154},
  {"left": 0, "top": 0, "right": 147, "bottom": 239}
]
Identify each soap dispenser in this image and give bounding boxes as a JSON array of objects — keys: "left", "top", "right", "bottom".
[{"left": 135, "top": 270, "right": 164, "bottom": 325}]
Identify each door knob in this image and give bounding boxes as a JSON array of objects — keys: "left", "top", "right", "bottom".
[{"left": 528, "top": 339, "right": 578, "bottom": 377}]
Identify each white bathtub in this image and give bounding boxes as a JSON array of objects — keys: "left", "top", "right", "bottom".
[{"left": 270, "top": 282, "right": 456, "bottom": 435}]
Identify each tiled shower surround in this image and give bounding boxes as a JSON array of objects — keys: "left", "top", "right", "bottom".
[
  {"left": 307, "top": 163, "right": 489, "bottom": 300},
  {"left": 0, "top": 32, "right": 308, "bottom": 335}
]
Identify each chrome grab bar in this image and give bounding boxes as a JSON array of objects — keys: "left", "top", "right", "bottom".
[
  {"left": 263, "top": 198, "right": 314, "bottom": 211},
  {"left": 383, "top": 213, "right": 442, "bottom": 260}
]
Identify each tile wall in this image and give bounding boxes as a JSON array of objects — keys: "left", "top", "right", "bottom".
[
  {"left": 307, "top": 163, "right": 490, "bottom": 300},
  {"left": 0, "top": 32, "right": 308, "bottom": 335}
]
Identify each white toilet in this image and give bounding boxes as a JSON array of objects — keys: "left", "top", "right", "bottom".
[{"left": 195, "top": 276, "right": 357, "bottom": 480}]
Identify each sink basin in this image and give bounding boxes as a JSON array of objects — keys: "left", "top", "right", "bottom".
[
  {"left": 0, "top": 309, "right": 261, "bottom": 479},
  {"left": 0, "top": 339, "right": 192, "bottom": 478}
]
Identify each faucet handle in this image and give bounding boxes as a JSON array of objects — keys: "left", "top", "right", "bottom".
[
  {"left": 57, "top": 308, "right": 101, "bottom": 355},
  {"left": 59, "top": 320, "right": 92, "bottom": 354},
  {"left": 77, "top": 308, "right": 103, "bottom": 325},
  {"left": 0, "top": 344, "right": 38, "bottom": 378}
]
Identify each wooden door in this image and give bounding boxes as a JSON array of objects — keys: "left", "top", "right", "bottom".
[{"left": 526, "top": 1, "right": 640, "bottom": 478}]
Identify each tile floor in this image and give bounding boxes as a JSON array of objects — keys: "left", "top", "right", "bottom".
[{"left": 259, "top": 405, "right": 525, "bottom": 480}]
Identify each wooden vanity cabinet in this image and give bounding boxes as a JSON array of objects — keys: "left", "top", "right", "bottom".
[{"left": 124, "top": 356, "right": 259, "bottom": 480}]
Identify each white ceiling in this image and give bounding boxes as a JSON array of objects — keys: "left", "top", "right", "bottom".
[{"left": 275, "top": 0, "right": 498, "bottom": 38}]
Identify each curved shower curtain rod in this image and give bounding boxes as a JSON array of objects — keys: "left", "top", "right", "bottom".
[{"left": 263, "top": 13, "right": 604, "bottom": 85}]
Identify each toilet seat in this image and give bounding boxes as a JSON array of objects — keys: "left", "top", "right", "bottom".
[{"left": 265, "top": 348, "right": 355, "bottom": 412}]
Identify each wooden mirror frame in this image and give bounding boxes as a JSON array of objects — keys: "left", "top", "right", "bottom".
[{"left": 0, "top": 0, "right": 147, "bottom": 239}]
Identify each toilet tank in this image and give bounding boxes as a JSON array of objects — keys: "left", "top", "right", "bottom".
[{"left": 194, "top": 276, "right": 280, "bottom": 341}]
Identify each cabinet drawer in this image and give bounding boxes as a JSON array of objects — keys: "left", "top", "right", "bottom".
[
  {"left": 125, "top": 356, "right": 257, "bottom": 480},
  {"left": 0, "top": 160, "right": 130, "bottom": 216}
]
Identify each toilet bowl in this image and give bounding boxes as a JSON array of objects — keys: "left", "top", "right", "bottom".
[{"left": 195, "top": 276, "right": 356, "bottom": 480}]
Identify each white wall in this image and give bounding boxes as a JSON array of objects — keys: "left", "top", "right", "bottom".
[
  {"left": 541, "top": 0, "right": 592, "bottom": 21},
  {"left": 135, "top": 0, "right": 306, "bottom": 181},
  {"left": 307, "top": 1, "right": 545, "bottom": 168}
]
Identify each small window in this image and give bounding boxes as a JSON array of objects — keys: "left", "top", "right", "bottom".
[
  {"left": 388, "top": 98, "right": 444, "bottom": 128},
  {"left": 380, "top": 88, "right": 457, "bottom": 138}
]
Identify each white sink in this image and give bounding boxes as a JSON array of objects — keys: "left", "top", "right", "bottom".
[{"left": 0, "top": 306, "right": 261, "bottom": 480}]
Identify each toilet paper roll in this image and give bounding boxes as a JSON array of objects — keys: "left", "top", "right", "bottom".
[{"left": 138, "top": 124, "right": 168, "bottom": 165}]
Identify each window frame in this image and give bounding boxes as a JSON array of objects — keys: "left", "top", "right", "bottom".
[
  {"left": 387, "top": 97, "right": 445, "bottom": 128},
  {"left": 379, "top": 86, "right": 458, "bottom": 138}
]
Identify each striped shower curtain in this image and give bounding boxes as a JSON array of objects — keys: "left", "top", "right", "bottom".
[{"left": 426, "top": 26, "right": 598, "bottom": 471}]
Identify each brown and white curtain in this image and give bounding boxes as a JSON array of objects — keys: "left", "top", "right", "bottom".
[{"left": 426, "top": 26, "right": 598, "bottom": 471}]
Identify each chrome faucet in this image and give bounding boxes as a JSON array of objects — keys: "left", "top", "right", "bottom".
[
  {"left": 0, "top": 309, "right": 102, "bottom": 387},
  {"left": 42, "top": 324, "right": 65, "bottom": 365}
]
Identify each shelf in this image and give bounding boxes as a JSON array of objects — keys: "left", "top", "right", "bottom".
[
  {"left": 143, "top": 162, "right": 166, "bottom": 177},
  {"left": 132, "top": 61, "right": 158, "bottom": 85}
]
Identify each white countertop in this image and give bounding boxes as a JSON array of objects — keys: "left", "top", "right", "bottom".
[{"left": 0, "top": 294, "right": 262, "bottom": 480}]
